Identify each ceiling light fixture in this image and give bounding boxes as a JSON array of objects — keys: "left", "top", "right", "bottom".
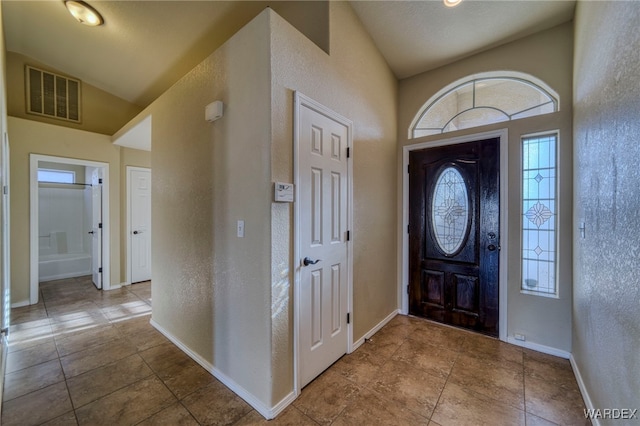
[
  {"left": 444, "top": 0, "right": 463, "bottom": 7},
  {"left": 64, "top": 1, "right": 104, "bottom": 26}
]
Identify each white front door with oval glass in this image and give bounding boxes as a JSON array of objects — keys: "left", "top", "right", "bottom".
[{"left": 296, "top": 93, "right": 352, "bottom": 389}]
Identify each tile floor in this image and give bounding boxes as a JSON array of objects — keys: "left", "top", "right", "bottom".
[{"left": 2, "top": 276, "right": 589, "bottom": 425}]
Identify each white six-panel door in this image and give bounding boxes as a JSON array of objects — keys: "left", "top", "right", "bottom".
[
  {"left": 130, "top": 168, "right": 151, "bottom": 284},
  {"left": 297, "top": 93, "right": 352, "bottom": 389}
]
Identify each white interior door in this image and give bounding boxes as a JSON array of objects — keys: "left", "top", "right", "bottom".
[
  {"left": 90, "top": 168, "right": 102, "bottom": 289},
  {"left": 130, "top": 168, "right": 151, "bottom": 283},
  {"left": 297, "top": 94, "right": 351, "bottom": 388}
]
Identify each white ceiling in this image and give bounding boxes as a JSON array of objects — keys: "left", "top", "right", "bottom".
[{"left": 2, "top": 0, "right": 576, "bottom": 108}]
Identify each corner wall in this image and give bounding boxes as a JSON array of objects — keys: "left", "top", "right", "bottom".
[
  {"left": 269, "top": 2, "right": 398, "bottom": 404},
  {"left": 398, "top": 23, "right": 574, "bottom": 353},
  {"left": 572, "top": 1, "right": 640, "bottom": 412}
]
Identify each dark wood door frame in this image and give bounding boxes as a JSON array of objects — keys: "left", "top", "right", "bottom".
[{"left": 401, "top": 129, "right": 508, "bottom": 342}]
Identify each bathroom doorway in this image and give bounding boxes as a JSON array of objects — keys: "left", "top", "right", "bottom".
[{"left": 29, "top": 154, "right": 110, "bottom": 304}]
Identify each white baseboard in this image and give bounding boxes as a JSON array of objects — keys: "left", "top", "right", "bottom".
[
  {"left": 570, "top": 354, "right": 599, "bottom": 426},
  {"left": 352, "top": 309, "right": 400, "bottom": 351},
  {"left": 506, "top": 336, "right": 571, "bottom": 359},
  {"left": 149, "top": 319, "right": 283, "bottom": 420},
  {"left": 11, "top": 300, "right": 30, "bottom": 308}
]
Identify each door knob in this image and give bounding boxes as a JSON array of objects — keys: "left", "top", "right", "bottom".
[
  {"left": 303, "top": 257, "right": 321, "bottom": 266},
  {"left": 133, "top": 230, "right": 142, "bottom": 235},
  {"left": 487, "top": 244, "right": 497, "bottom": 251},
  {"left": 88, "top": 231, "right": 94, "bottom": 235}
]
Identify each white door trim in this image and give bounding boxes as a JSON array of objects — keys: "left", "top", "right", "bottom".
[
  {"left": 293, "top": 91, "right": 353, "bottom": 394},
  {"left": 401, "top": 129, "right": 509, "bottom": 342},
  {"left": 126, "top": 166, "right": 151, "bottom": 286},
  {"left": 29, "top": 154, "right": 111, "bottom": 304}
]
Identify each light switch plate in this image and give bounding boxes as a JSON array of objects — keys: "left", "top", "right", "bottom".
[
  {"left": 274, "top": 182, "right": 294, "bottom": 202},
  {"left": 237, "top": 220, "right": 245, "bottom": 238}
]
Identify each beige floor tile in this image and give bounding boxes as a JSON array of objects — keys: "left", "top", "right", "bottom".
[
  {"left": 524, "top": 349, "right": 577, "bottom": 386},
  {"left": 294, "top": 370, "right": 362, "bottom": 425},
  {"left": 448, "top": 353, "right": 525, "bottom": 410},
  {"left": 330, "top": 345, "right": 386, "bottom": 386},
  {"left": 75, "top": 376, "right": 176, "bottom": 426},
  {"left": 54, "top": 324, "right": 121, "bottom": 357},
  {"left": 3, "top": 359, "right": 65, "bottom": 402},
  {"left": 136, "top": 402, "right": 199, "bottom": 425},
  {"left": 525, "top": 375, "right": 589, "bottom": 425},
  {"left": 59, "top": 337, "right": 138, "bottom": 378},
  {"left": 140, "top": 342, "right": 196, "bottom": 373},
  {"left": 392, "top": 337, "right": 458, "bottom": 379},
  {"left": 410, "top": 323, "right": 468, "bottom": 352},
  {"left": 431, "top": 381, "right": 526, "bottom": 426},
  {"left": 122, "top": 326, "right": 169, "bottom": 352},
  {"left": 1, "top": 382, "right": 74, "bottom": 426},
  {"left": 66, "top": 354, "right": 154, "bottom": 407},
  {"left": 6, "top": 340, "right": 59, "bottom": 374},
  {"left": 157, "top": 362, "right": 216, "bottom": 399},
  {"left": 367, "top": 359, "right": 446, "bottom": 419},
  {"left": 332, "top": 387, "right": 429, "bottom": 426},
  {"left": 235, "top": 406, "right": 317, "bottom": 425},
  {"left": 41, "top": 411, "right": 79, "bottom": 425},
  {"left": 463, "top": 333, "right": 524, "bottom": 370},
  {"left": 526, "top": 412, "right": 560, "bottom": 426},
  {"left": 181, "top": 380, "right": 253, "bottom": 426}
]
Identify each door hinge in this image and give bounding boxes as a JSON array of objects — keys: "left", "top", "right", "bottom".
[
  {"left": 407, "top": 285, "right": 410, "bottom": 295},
  {"left": 407, "top": 164, "right": 410, "bottom": 174},
  {"left": 407, "top": 224, "right": 410, "bottom": 234},
  {"left": 346, "top": 147, "right": 351, "bottom": 158},
  {"left": 347, "top": 313, "right": 351, "bottom": 324},
  {"left": 2, "top": 185, "right": 7, "bottom": 195},
  {"left": 98, "top": 223, "right": 103, "bottom": 229},
  {"left": 0, "top": 327, "right": 9, "bottom": 337},
  {"left": 98, "top": 267, "right": 103, "bottom": 273},
  {"left": 98, "top": 178, "right": 103, "bottom": 184},
  {"left": 346, "top": 230, "right": 351, "bottom": 241}
]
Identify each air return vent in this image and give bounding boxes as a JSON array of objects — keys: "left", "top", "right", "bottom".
[{"left": 26, "top": 65, "right": 81, "bottom": 123}]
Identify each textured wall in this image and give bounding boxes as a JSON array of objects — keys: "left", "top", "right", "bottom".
[
  {"left": 270, "top": 2, "right": 398, "bottom": 404},
  {"left": 398, "top": 23, "right": 574, "bottom": 352},
  {"left": 138, "top": 11, "right": 273, "bottom": 407},
  {"left": 573, "top": 1, "right": 640, "bottom": 412}
]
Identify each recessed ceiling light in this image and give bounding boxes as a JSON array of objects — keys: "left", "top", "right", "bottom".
[
  {"left": 444, "top": 0, "right": 463, "bottom": 7},
  {"left": 64, "top": 1, "right": 104, "bottom": 26}
]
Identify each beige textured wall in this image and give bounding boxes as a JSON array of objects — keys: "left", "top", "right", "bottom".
[
  {"left": 6, "top": 52, "right": 142, "bottom": 136},
  {"left": 133, "top": 10, "right": 273, "bottom": 407},
  {"left": 270, "top": 3, "right": 398, "bottom": 403},
  {"left": 119, "top": 148, "right": 151, "bottom": 284},
  {"left": 573, "top": 1, "right": 640, "bottom": 411},
  {"left": 7, "top": 117, "right": 121, "bottom": 304},
  {"left": 398, "top": 23, "right": 573, "bottom": 352}
]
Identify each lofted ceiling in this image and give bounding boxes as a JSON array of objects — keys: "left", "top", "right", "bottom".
[{"left": 2, "top": 0, "right": 576, "bottom": 109}]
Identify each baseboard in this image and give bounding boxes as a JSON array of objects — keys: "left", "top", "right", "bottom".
[
  {"left": 150, "top": 319, "right": 282, "bottom": 420},
  {"left": 11, "top": 300, "right": 30, "bottom": 308},
  {"left": 506, "top": 336, "right": 571, "bottom": 359},
  {"left": 570, "top": 354, "right": 600, "bottom": 426},
  {"left": 352, "top": 309, "right": 400, "bottom": 351}
]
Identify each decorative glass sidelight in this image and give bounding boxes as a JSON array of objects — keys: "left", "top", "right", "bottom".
[
  {"left": 522, "top": 134, "right": 557, "bottom": 295},
  {"left": 431, "top": 167, "right": 470, "bottom": 255}
]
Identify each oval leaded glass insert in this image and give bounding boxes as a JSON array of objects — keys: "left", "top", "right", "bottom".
[{"left": 431, "top": 167, "right": 470, "bottom": 255}]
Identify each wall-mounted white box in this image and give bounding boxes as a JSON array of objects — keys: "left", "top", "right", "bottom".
[{"left": 274, "top": 182, "right": 294, "bottom": 202}]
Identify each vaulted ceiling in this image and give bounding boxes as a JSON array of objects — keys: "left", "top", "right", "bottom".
[{"left": 2, "top": 0, "right": 576, "bottom": 108}]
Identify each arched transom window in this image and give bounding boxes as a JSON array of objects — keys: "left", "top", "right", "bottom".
[{"left": 409, "top": 72, "right": 559, "bottom": 139}]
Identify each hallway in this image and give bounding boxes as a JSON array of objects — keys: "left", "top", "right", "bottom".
[{"left": 2, "top": 277, "right": 588, "bottom": 425}]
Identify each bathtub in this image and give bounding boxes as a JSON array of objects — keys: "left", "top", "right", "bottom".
[{"left": 39, "top": 252, "right": 92, "bottom": 282}]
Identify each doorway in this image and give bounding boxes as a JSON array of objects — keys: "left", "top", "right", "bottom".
[
  {"left": 29, "top": 154, "right": 110, "bottom": 304},
  {"left": 402, "top": 129, "right": 508, "bottom": 341},
  {"left": 294, "top": 92, "right": 353, "bottom": 390},
  {"left": 127, "top": 167, "right": 151, "bottom": 284}
]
